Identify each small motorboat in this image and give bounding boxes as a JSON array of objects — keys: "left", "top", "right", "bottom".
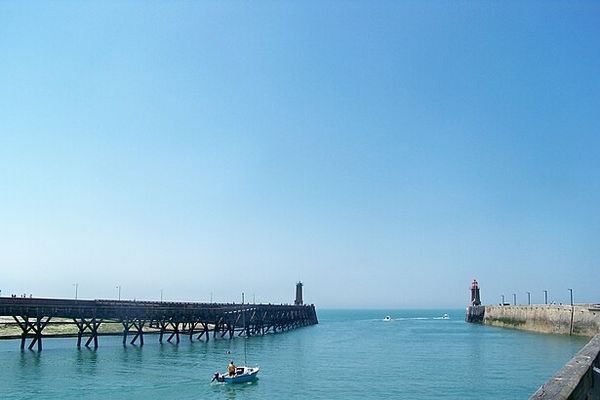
[
  {"left": 383, "top": 316, "right": 391, "bottom": 322},
  {"left": 212, "top": 366, "right": 260, "bottom": 384},
  {"left": 442, "top": 313, "right": 449, "bottom": 320},
  {"left": 212, "top": 307, "right": 259, "bottom": 384}
]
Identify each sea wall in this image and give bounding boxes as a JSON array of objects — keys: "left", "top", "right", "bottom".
[
  {"left": 465, "top": 305, "right": 485, "bottom": 323},
  {"left": 530, "top": 332, "right": 600, "bottom": 400},
  {"left": 465, "top": 304, "right": 600, "bottom": 398},
  {"left": 482, "top": 304, "right": 600, "bottom": 337}
]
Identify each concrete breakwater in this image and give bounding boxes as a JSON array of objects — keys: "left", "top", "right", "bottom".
[
  {"left": 466, "top": 304, "right": 600, "bottom": 337},
  {"left": 466, "top": 303, "right": 600, "bottom": 399},
  {"left": 530, "top": 332, "right": 600, "bottom": 400}
]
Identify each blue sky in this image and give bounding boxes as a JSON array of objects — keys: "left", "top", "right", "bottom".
[{"left": 1, "top": 1, "right": 599, "bottom": 307}]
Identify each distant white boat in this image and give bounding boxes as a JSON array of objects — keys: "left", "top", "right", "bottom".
[
  {"left": 383, "top": 316, "right": 391, "bottom": 322},
  {"left": 442, "top": 313, "right": 449, "bottom": 320}
]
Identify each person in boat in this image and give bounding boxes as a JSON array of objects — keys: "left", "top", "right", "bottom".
[{"left": 228, "top": 360, "right": 236, "bottom": 376}]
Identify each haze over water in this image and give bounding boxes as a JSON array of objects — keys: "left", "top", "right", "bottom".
[{"left": 0, "top": 310, "right": 587, "bottom": 399}]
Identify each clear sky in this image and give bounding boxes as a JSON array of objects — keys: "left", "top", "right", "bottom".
[{"left": 1, "top": 1, "right": 599, "bottom": 308}]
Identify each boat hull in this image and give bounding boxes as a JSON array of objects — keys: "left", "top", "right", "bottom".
[{"left": 219, "top": 366, "right": 260, "bottom": 384}]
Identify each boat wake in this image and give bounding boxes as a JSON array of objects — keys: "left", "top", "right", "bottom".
[{"left": 372, "top": 315, "right": 451, "bottom": 322}]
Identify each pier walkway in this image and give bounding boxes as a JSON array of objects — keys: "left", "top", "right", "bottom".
[{"left": 0, "top": 297, "right": 318, "bottom": 351}]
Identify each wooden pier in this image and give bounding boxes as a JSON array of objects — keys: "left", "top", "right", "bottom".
[{"left": 0, "top": 297, "right": 318, "bottom": 351}]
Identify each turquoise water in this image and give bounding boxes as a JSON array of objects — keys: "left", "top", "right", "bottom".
[{"left": 0, "top": 309, "right": 588, "bottom": 399}]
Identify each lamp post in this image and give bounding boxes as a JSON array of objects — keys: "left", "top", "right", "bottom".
[
  {"left": 543, "top": 290, "right": 548, "bottom": 305},
  {"left": 527, "top": 292, "right": 531, "bottom": 305},
  {"left": 73, "top": 283, "right": 78, "bottom": 300},
  {"left": 241, "top": 292, "right": 245, "bottom": 304},
  {"left": 513, "top": 293, "right": 517, "bottom": 305},
  {"left": 116, "top": 285, "right": 121, "bottom": 301},
  {"left": 501, "top": 295, "right": 505, "bottom": 305},
  {"left": 568, "top": 288, "right": 574, "bottom": 336}
]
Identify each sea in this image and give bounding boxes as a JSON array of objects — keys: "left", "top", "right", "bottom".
[{"left": 0, "top": 309, "right": 588, "bottom": 399}]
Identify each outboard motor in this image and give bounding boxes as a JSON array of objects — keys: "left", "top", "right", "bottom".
[{"left": 212, "top": 372, "right": 224, "bottom": 383}]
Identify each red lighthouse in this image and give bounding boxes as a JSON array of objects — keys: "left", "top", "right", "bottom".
[{"left": 470, "top": 279, "right": 481, "bottom": 306}]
